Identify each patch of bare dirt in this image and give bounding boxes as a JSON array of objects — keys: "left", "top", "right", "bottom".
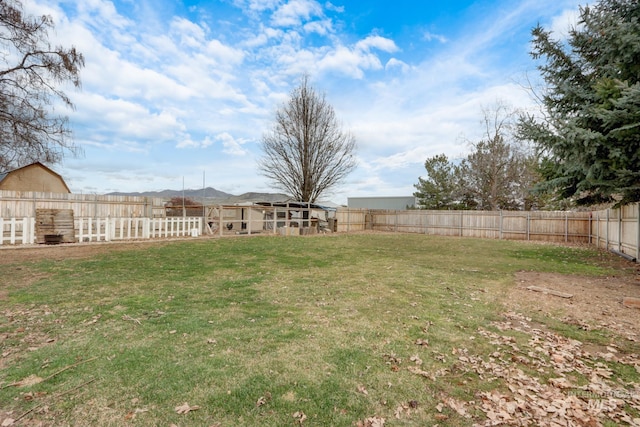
[{"left": 506, "top": 270, "right": 640, "bottom": 341}]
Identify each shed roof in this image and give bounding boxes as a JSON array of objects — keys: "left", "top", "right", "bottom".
[
  {"left": 255, "top": 201, "right": 335, "bottom": 211},
  {"left": 0, "top": 162, "right": 71, "bottom": 193}
]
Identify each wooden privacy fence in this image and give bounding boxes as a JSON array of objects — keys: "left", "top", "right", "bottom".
[
  {"left": 0, "top": 190, "right": 165, "bottom": 218},
  {"left": 336, "top": 206, "right": 640, "bottom": 262},
  {"left": 592, "top": 204, "right": 640, "bottom": 261},
  {"left": 1, "top": 216, "right": 202, "bottom": 245},
  {"left": 336, "top": 208, "right": 592, "bottom": 242}
]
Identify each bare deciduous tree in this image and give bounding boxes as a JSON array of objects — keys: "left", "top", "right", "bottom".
[
  {"left": 458, "top": 103, "right": 540, "bottom": 210},
  {"left": 415, "top": 102, "right": 544, "bottom": 211},
  {"left": 259, "top": 75, "right": 356, "bottom": 203},
  {"left": 0, "top": 0, "right": 84, "bottom": 171}
]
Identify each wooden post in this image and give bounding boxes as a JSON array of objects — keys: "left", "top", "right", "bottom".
[
  {"left": 618, "top": 207, "right": 623, "bottom": 252},
  {"left": 272, "top": 207, "right": 277, "bottom": 234},
  {"left": 9, "top": 217, "right": 16, "bottom": 244},
  {"left": 29, "top": 217, "right": 35, "bottom": 244},
  {"left": 606, "top": 209, "right": 610, "bottom": 250},
  {"left": 596, "top": 212, "right": 600, "bottom": 249},
  {"left": 422, "top": 210, "right": 427, "bottom": 234},
  {"left": 636, "top": 203, "right": 640, "bottom": 263},
  {"left": 286, "top": 203, "right": 290, "bottom": 230},
  {"left": 105, "top": 217, "right": 111, "bottom": 242},
  {"left": 526, "top": 213, "right": 530, "bottom": 241}
]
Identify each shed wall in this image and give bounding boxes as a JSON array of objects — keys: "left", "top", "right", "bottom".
[{"left": 0, "top": 165, "right": 69, "bottom": 193}]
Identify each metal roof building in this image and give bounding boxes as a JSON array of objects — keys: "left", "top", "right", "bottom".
[{"left": 347, "top": 196, "right": 417, "bottom": 210}]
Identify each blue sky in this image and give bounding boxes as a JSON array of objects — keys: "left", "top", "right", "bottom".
[{"left": 30, "top": 0, "right": 583, "bottom": 203}]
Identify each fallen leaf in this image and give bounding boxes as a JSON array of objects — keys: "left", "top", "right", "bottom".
[
  {"left": 1, "top": 418, "right": 15, "bottom": 427},
  {"left": 175, "top": 402, "right": 200, "bottom": 414},
  {"left": 357, "top": 385, "right": 369, "bottom": 395},
  {"left": 356, "top": 416, "right": 385, "bottom": 427},
  {"left": 292, "top": 411, "right": 307, "bottom": 424},
  {"left": 410, "top": 355, "right": 423, "bottom": 365},
  {"left": 414, "top": 338, "right": 429, "bottom": 346}
]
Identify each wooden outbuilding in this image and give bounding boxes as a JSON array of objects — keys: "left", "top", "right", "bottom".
[{"left": 0, "top": 162, "right": 71, "bottom": 193}]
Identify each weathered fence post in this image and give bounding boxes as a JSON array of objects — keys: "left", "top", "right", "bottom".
[
  {"left": 606, "top": 209, "right": 610, "bottom": 250},
  {"left": 219, "top": 206, "right": 223, "bottom": 237},
  {"left": 618, "top": 208, "right": 623, "bottom": 252},
  {"left": 636, "top": 203, "right": 640, "bottom": 262},
  {"left": 9, "top": 217, "right": 16, "bottom": 244},
  {"left": 273, "top": 207, "right": 277, "bottom": 234}
]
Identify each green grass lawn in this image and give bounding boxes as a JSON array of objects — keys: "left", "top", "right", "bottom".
[{"left": 0, "top": 233, "right": 637, "bottom": 426}]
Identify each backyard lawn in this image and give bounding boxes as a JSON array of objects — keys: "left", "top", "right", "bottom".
[{"left": 1, "top": 233, "right": 639, "bottom": 426}]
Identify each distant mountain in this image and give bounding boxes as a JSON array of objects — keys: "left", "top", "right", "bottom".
[
  {"left": 107, "top": 187, "right": 233, "bottom": 199},
  {"left": 106, "top": 187, "right": 291, "bottom": 204}
]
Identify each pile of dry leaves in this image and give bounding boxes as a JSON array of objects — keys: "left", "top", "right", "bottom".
[{"left": 431, "top": 311, "right": 640, "bottom": 426}]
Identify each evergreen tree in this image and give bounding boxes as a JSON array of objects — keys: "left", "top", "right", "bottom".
[
  {"left": 413, "top": 154, "right": 464, "bottom": 210},
  {"left": 518, "top": 0, "right": 640, "bottom": 207}
]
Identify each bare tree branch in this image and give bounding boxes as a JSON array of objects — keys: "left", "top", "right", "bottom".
[
  {"left": 0, "top": 0, "right": 84, "bottom": 171},
  {"left": 258, "top": 75, "right": 356, "bottom": 203}
]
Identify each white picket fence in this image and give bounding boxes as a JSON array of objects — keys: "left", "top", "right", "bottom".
[
  {"left": 1, "top": 217, "right": 203, "bottom": 245},
  {"left": 0, "top": 217, "right": 36, "bottom": 245}
]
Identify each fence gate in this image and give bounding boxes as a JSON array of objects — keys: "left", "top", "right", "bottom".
[{"left": 36, "top": 209, "right": 75, "bottom": 244}]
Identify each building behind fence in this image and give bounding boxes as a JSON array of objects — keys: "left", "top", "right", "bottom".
[{"left": 1, "top": 190, "right": 639, "bottom": 262}]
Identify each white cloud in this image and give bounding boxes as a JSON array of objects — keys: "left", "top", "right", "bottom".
[
  {"left": 355, "top": 35, "right": 398, "bottom": 53},
  {"left": 314, "top": 36, "right": 397, "bottom": 78},
  {"left": 216, "top": 132, "right": 250, "bottom": 156},
  {"left": 233, "top": 0, "right": 281, "bottom": 14},
  {"left": 271, "top": 0, "right": 323, "bottom": 27},
  {"left": 74, "top": 0, "right": 133, "bottom": 30},
  {"left": 317, "top": 46, "right": 380, "bottom": 78},
  {"left": 72, "top": 93, "right": 186, "bottom": 143},
  {"left": 549, "top": 8, "right": 582, "bottom": 39},
  {"left": 324, "top": 2, "right": 344, "bottom": 13},
  {"left": 303, "top": 19, "right": 333, "bottom": 35},
  {"left": 170, "top": 17, "right": 208, "bottom": 47},
  {"left": 204, "top": 40, "right": 246, "bottom": 67},
  {"left": 385, "top": 58, "right": 411, "bottom": 73},
  {"left": 423, "top": 31, "right": 448, "bottom": 43}
]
